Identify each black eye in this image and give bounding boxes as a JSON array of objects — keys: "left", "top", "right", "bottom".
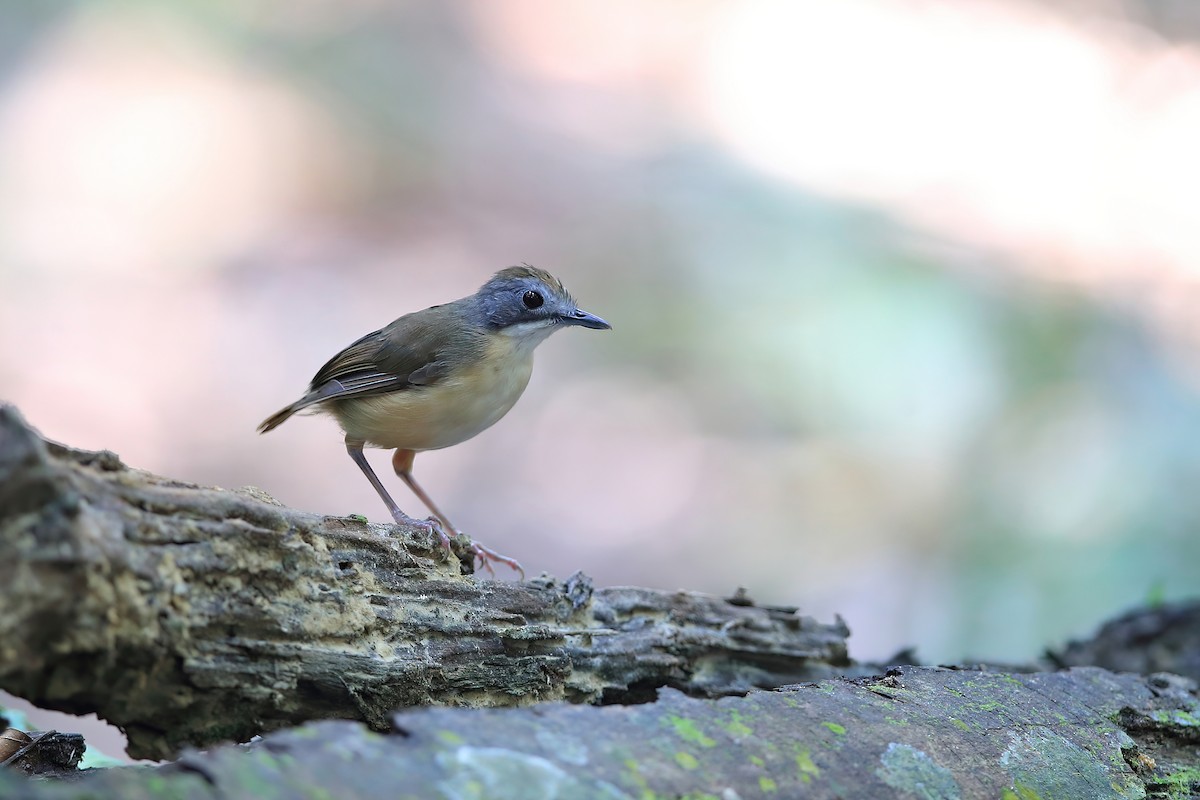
[{"left": 522, "top": 290, "right": 544, "bottom": 309}]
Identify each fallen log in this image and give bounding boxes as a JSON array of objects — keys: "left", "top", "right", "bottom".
[
  {"left": 0, "top": 405, "right": 852, "bottom": 760},
  {"left": 5, "top": 403, "right": 1197, "bottom": 798}
]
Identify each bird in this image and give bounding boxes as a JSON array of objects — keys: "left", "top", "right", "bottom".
[{"left": 258, "top": 266, "right": 611, "bottom": 577}]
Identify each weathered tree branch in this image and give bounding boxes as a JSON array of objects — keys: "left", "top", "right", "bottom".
[{"left": 0, "top": 405, "right": 852, "bottom": 760}]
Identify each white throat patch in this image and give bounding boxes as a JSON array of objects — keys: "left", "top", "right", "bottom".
[{"left": 499, "top": 319, "right": 559, "bottom": 352}]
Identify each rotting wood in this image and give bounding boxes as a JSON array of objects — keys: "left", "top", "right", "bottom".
[{"left": 0, "top": 405, "right": 852, "bottom": 760}]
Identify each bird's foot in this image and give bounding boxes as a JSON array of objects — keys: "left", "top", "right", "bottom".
[
  {"left": 398, "top": 511, "right": 524, "bottom": 579},
  {"left": 467, "top": 541, "right": 526, "bottom": 581},
  {"left": 422, "top": 517, "right": 455, "bottom": 554},
  {"left": 389, "top": 510, "right": 453, "bottom": 551}
]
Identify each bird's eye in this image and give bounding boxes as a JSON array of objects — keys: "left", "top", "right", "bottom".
[{"left": 522, "top": 290, "right": 544, "bottom": 309}]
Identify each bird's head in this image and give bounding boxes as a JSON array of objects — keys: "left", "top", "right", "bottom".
[{"left": 473, "top": 266, "right": 610, "bottom": 345}]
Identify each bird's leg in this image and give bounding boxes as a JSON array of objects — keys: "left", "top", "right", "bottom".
[
  {"left": 391, "top": 449, "right": 526, "bottom": 579},
  {"left": 345, "top": 439, "right": 451, "bottom": 551},
  {"left": 389, "top": 449, "right": 455, "bottom": 548}
]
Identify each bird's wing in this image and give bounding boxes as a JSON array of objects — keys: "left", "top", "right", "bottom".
[{"left": 301, "top": 303, "right": 481, "bottom": 404}]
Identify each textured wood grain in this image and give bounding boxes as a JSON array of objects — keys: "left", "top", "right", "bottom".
[{"left": 0, "top": 405, "right": 851, "bottom": 760}]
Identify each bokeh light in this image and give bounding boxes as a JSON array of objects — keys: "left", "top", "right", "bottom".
[{"left": 3, "top": 0, "right": 1200, "bottom": 758}]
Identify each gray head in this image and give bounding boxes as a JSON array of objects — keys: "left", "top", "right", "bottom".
[{"left": 471, "top": 266, "right": 610, "bottom": 341}]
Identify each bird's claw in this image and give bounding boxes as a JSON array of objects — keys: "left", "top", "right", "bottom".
[
  {"left": 420, "top": 516, "right": 453, "bottom": 552},
  {"left": 391, "top": 511, "right": 454, "bottom": 553},
  {"left": 402, "top": 514, "right": 524, "bottom": 580},
  {"left": 468, "top": 542, "right": 525, "bottom": 581}
]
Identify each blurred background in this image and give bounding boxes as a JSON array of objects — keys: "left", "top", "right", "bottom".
[{"left": 3, "top": 0, "right": 1200, "bottom": 736}]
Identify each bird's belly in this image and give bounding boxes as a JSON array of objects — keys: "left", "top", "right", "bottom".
[{"left": 330, "top": 357, "right": 533, "bottom": 451}]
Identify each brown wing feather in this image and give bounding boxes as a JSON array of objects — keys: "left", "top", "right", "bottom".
[{"left": 258, "top": 299, "right": 488, "bottom": 433}]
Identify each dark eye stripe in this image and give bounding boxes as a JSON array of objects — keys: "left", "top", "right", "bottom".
[{"left": 523, "top": 290, "right": 544, "bottom": 309}]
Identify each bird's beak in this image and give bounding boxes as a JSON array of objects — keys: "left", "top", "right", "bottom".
[{"left": 563, "top": 308, "right": 611, "bottom": 330}]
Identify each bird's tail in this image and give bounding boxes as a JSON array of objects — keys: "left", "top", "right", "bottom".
[
  {"left": 258, "top": 403, "right": 302, "bottom": 434},
  {"left": 259, "top": 381, "right": 346, "bottom": 434}
]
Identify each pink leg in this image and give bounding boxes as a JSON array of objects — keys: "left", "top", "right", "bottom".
[{"left": 392, "top": 449, "right": 525, "bottom": 579}]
